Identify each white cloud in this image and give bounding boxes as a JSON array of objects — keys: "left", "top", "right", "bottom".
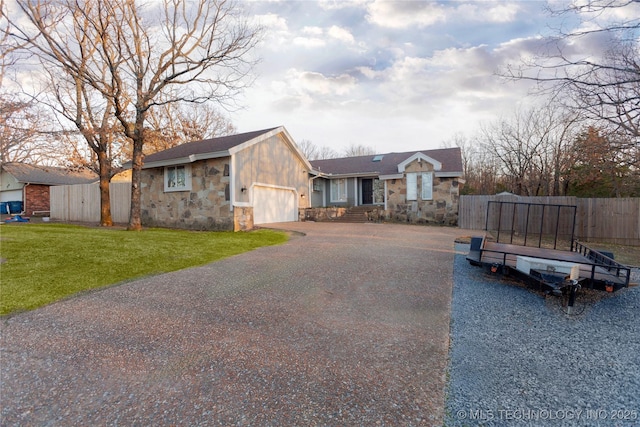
[
  {"left": 328, "top": 26, "right": 355, "bottom": 44},
  {"left": 366, "top": 0, "right": 522, "bottom": 28},
  {"left": 318, "top": 0, "right": 369, "bottom": 10},
  {"left": 255, "top": 13, "right": 288, "bottom": 32},
  {"left": 366, "top": 1, "right": 447, "bottom": 28},
  {"left": 302, "top": 26, "right": 324, "bottom": 36},
  {"left": 455, "top": 3, "right": 520, "bottom": 23},
  {"left": 293, "top": 37, "right": 326, "bottom": 48},
  {"left": 287, "top": 69, "right": 357, "bottom": 96},
  {"left": 255, "top": 13, "right": 292, "bottom": 49},
  {"left": 234, "top": 0, "right": 598, "bottom": 151}
]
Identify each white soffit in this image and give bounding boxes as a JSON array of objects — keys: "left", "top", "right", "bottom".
[{"left": 397, "top": 153, "right": 442, "bottom": 173}]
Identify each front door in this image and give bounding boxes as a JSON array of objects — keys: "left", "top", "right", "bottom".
[{"left": 362, "top": 179, "right": 373, "bottom": 204}]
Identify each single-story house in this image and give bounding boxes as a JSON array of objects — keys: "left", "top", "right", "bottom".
[
  {"left": 308, "top": 148, "right": 464, "bottom": 224},
  {"left": 0, "top": 163, "right": 98, "bottom": 216},
  {"left": 139, "top": 126, "right": 464, "bottom": 230},
  {"left": 139, "top": 126, "right": 312, "bottom": 231}
]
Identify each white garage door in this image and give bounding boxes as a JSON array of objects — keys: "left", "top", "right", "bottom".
[{"left": 253, "top": 186, "right": 297, "bottom": 224}]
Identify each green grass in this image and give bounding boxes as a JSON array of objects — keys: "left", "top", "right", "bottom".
[{"left": 0, "top": 223, "right": 288, "bottom": 316}]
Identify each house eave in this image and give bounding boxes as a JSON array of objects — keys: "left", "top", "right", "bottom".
[
  {"left": 379, "top": 173, "right": 404, "bottom": 180},
  {"left": 322, "top": 172, "right": 380, "bottom": 179},
  {"left": 141, "top": 151, "right": 230, "bottom": 169},
  {"left": 434, "top": 171, "right": 463, "bottom": 178}
]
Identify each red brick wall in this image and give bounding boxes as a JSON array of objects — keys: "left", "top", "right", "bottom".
[{"left": 25, "top": 184, "right": 50, "bottom": 215}]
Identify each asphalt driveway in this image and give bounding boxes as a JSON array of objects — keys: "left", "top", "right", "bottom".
[{"left": 1, "top": 222, "right": 464, "bottom": 426}]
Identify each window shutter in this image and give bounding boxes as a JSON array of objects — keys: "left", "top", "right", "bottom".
[
  {"left": 407, "top": 173, "right": 417, "bottom": 201},
  {"left": 421, "top": 172, "right": 433, "bottom": 200}
]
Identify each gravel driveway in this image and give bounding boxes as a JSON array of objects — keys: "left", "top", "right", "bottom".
[
  {"left": 446, "top": 244, "right": 640, "bottom": 427},
  {"left": 1, "top": 222, "right": 462, "bottom": 426}
]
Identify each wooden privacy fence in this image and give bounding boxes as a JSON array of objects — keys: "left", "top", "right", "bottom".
[
  {"left": 50, "top": 182, "right": 131, "bottom": 223},
  {"left": 459, "top": 195, "right": 640, "bottom": 246}
]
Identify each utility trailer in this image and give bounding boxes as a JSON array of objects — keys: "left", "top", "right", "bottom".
[{"left": 466, "top": 201, "right": 632, "bottom": 312}]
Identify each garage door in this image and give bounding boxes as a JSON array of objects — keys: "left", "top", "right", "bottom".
[{"left": 253, "top": 186, "right": 297, "bottom": 224}]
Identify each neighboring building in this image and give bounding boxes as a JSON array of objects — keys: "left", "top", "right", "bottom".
[
  {"left": 309, "top": 148, "right": 464, "bottom": 224},
  {"left": 139, "top": 126, "right": 312, "bottom": 231},
  {"left": 0, "top": 163, "right": 98, "bottom": 215}
]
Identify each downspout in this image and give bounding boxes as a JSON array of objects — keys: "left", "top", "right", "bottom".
[
  {"left": 22, "top": 182, "right": 30, "bottom": 215},
  {"left": 230, "top": 154, "right": 235, "bottom": 212},
  {"left": 384, "top": 180, "right": 388, "bottom": 211}
]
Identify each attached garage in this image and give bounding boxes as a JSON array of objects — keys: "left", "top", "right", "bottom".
[
  {"left": 253, "top": 185, "right": 297, "bottom": 224},
  {"left": 139, "top": 127, "right": 311, "bottom": 231}
]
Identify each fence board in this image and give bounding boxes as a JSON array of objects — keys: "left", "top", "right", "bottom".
[
  {"left": 51, "top": 182, "right": 131, "bottom": 223},
  {"left": 460, "top": 195, "right": 640, "bottom": 246}
]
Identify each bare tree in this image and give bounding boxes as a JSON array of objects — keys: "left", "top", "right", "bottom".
[
  {"left": 0, "top": 0, "right": 50, "bottom": 165},
  {"left": 9, "top": 0, "right": 261, "bottom": 230},
  {"left": 342, "top": 143, "right": 376, "bottom": 157},
  {"left": 296, "top": 139, "right": 319, "bottom": 161},
  {"left": 295, "top": 139, "right": 339, "bottom": 161},
  {"left": 145, "top": 102, "right": 237, "bottom": 155},
  {"left": 506, "top": 1, "right": 639, "bottom": 142},
  {"left": 316, "top": 145, "right": 339, "bottom": 160},
  {"left": 441, "top": 133, "right": 489, "bottom": 195},
  {"left": 441, "top": 133, "right": 473, "bottom": 180},
  {"left": 480, "top": 104, "right": 579, "bottom": 196}
]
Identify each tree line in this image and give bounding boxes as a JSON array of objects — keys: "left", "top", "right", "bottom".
[{"left": 447, "top": 104, "right": 639, "bottom": 198}]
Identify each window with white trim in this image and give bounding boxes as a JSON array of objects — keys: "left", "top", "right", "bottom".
[
  {"left": 164, "top": 165, "right": 192, "bottom": 192},
  {"left": 406, "top": 173, "right": 417, "bottom": 201},
  {"left": 421, "top": 172, "right": 433, "bottom": 200},
  {"left": 330, "top": 178, "right": 348, "bottom": 202}
]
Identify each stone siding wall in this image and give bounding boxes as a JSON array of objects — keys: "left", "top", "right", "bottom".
[
  {"left": 233, "top": 206, "right": 253, "bottom": 231},
  {"left": 303, "top": 207, "right": 348, "bottom": 221},
  {"left": 141, "top": 158, "right": 233, "bottom": 230},
  {"left": 386, "top": 161, "right": 460, "bottom": 225}
]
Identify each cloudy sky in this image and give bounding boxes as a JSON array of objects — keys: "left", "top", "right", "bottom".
[{"left": 228, "top": 0, "right": 630, "bottom": 154}]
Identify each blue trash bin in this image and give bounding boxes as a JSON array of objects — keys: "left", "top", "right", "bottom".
[
  {"left": 8, "top": 201, "right": 23, "bottom": 214},
  {"left": 0, "top": 202, "right": 8, "bottom": 215}
]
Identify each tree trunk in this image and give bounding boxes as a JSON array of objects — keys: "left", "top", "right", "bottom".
[
  {"left": 98, "top": 151, "right": 113, "bottom": 226},
  {"left": 127, "top": 138, "right": 144, "bottom": 231}
]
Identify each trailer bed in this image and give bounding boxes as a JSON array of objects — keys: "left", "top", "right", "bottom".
[{"left": 467, "top": 238, "right": 631, "bottom": 290}]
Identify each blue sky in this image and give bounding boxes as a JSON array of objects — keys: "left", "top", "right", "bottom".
[{"left": 230, "top": 0, "right": 587, "bottom": 154}]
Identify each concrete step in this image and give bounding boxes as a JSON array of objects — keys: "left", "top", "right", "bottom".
[{"left": 318, "top": 206, "right": 376, "bottom": 223}]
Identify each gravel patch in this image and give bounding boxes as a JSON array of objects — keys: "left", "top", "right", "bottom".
[{"left": 446, "top": 243, "right": 640, "bottom": 426}]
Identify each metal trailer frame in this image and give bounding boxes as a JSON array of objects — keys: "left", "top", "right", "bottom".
[{"left": 467, "top": 201, "right": 632, "bottom": 309}]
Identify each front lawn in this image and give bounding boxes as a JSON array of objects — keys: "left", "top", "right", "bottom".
[{"left": 0, "top": 223, "right": 288, "bottom": 316}]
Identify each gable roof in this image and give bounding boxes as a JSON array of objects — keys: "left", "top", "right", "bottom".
[
  {"left": 140, "top": 126, "right": 312, "bottom": 171},
  {"left": 142, "top": 127, "right": 278, "bottom": 165},
  {"left": 1, "top": 163, "right": 98, "bottom": 186},
  {"left": 309, "top": 147, "right": 463, "bottom": 178}
]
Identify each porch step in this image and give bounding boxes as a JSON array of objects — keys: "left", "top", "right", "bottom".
[{"left": 324, "top": 206, "right": 375, "bottom": 223}]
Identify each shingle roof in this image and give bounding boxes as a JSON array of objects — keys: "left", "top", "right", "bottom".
[
  {"left": 142, "top": 127, "right": 280, "bottom": 164},
  {"left": 310, "top": 147, "right": 463, "bottom": 176},
  {"left": 2, "top": 163, "right": 98, "bottom": 186}
]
